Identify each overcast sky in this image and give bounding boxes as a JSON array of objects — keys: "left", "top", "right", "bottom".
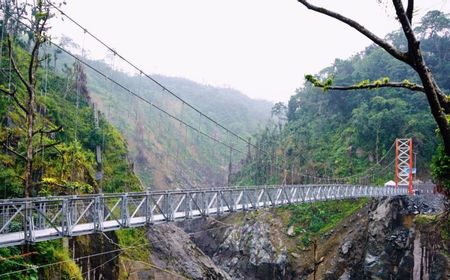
[{"left": 50, "top": 0, "right": 450, "bottom": 102}]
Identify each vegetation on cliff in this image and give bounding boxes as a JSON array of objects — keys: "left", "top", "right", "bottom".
[
  {"left": 0, "top": 2, "right": 141, "bottom": 278},
  {"left": 235, "top": 11, "right": 450, "bottom": 189}
]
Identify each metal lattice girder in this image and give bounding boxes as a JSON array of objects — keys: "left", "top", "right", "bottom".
[
  {"left": 0, "top": 184, "right": 409, "bottom": 248},
  {"left": 395, "top": 138, "right": 413, "bottom": 186}
]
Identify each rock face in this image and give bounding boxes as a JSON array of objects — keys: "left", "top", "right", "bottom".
[
  {"left": 72, "top": 233, "right": 121, "bottom": 280},
  {"left": 184, "top": 212, "right": 291, "bottom": 280},
  {"left": 135, "top": 195, "right": 448, "bottom": 280},
  {"left": 324, "top": 195, "right": 449, "bottom": 280},
  {"left": 134, "top": 223, "right": 230, "bottom": 280}
]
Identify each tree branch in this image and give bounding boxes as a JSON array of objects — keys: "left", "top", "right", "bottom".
[
  {"left": 432, "top": 81, "right": 450, "bottom": 114},
  {"left": 305, "top": 75, "right": 425, "bottom": 93},
  {"left": 33, "top": 125, "right": 63, "bottom": 136},
  {"left": 7, "top": 36, "right": 33, "bottom": 94},
  {"left": 406, "top": 0, "right": 414, "bottom": 24},
  {"left": 315, "top": 82, "right": 425, "bottom": 92},
  {"left": 297, "top": 0, "right": 409, "bottom": 64},
  {"left": 392, "top": 0, "right": 422, "bottom": 65},
  {"left": 2, "top": 143, "right": 26, "bottom": 161},
  {"left": 33, "top": 141, "right": 62, "bottom": 156},
  {"left": 0, "top": 87, "right": 29, "bottom": 114},
  {"left": 392, "top": 0, "right": 450, "bottom": 112},
  {"left": 29, "top": 15, "right": 49, "bottom": 88}
]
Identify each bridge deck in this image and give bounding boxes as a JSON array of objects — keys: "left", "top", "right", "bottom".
[{"left": 0, "top": 184, "right": 409, "bottom": 247}]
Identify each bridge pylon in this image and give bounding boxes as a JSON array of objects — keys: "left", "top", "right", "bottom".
[{"left": 395, "top": 138, "right": 413, "bottom": 195}]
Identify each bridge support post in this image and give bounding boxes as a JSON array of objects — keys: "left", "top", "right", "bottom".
[
  {"left": 187, "top": 193, "right": 193, "bottom": 219},
  {"left": 37, "top": 203, "right": 45, "bottom": 229},
  {"left": 121, "top": 194, "right": 129, "bottom": 227},
  {"left": 169, "top": 193, "right": 175, "bottom": 221},
  {"left": 24, "top": 201, "right": 35, "bottom": 244},
  {"left": 145, "top": 191, "right": 152, "bottom": 225},
  {"left": 242, "top": 188, "right": 247, "bottom": 212},
  {"left": 230, "top": 190, "right": 236, "bottom": 212},
  {"left": 62, "top": 199, "right": 72, "bottom": 236},
  {"left": 94, "top": 196, "right": 104, "bottom": 232},
  {"left": 201, "top": 191, "right": 208, "bottom": 217},
  {"left": 217, "top": 190, "right": 222, "bottom": 216},
  {"left": 263, "top": 186, "right": 267, "bottom": 208},
  {"left": 164, "top": 191, "right": 173, "bottom": 221}
]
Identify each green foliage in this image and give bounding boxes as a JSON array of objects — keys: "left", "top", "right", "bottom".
[
  {"left": 0, "top": 241, "right": 82, "bottom": 280},
  {"left": 0, "top": 42, "right": 140, "bottom": 197},
  {"left": 282, "top": 199, "right": 367, "bottom": 246},
  {"left": 32, "top": 241, "right": 82, "bottom": 280},
  {"left": 0, "top": 33, "right": 141, "bottom": 278},
  {"left": 304, "top": 74, "right": 333, "bottom": 91},
  {"left": 431, "top": 143, "right": 450, "bottom": 191},
  {"left": 237, "top": 12, "right": 449, "bottom": 185},
  {"left": 115, "top": 228, "right": 150, "bottom": 262}
]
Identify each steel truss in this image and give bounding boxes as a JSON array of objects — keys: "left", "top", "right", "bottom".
[
  {"left": 0, "top": 184, "right": 408, "bottom": 247},
  {"left": 395, "top": 138, "right": 413, "bottom": 194}
]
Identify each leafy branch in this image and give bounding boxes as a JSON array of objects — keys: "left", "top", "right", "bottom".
[{"left": 304, "top": 75, "right": 425, "bottom": 93}]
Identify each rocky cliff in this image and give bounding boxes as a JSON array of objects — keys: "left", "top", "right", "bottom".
[{"left": 125, "top": 195, "right": 448, "bottom": 279}]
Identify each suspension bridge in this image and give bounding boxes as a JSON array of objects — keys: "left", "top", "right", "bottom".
[
  {"left": 0, "top": 184, "right": 410, "bottom": 248},
  {"left": 0, "top": 138, "right": 423, "bottom": 248},
  {"left": 0, "top": 2, "right": 433, "bottom": 250}
]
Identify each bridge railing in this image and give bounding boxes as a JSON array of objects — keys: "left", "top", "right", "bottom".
[{"left": 0, "top": 184, "right": 408, "bottom": 247}]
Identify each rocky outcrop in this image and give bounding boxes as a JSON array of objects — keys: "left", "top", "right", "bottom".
[
  {"left": 134, "top": 195, "right": 448, "bottom": 280},
  {"left": 183, "top": 212, "right": 292, "bottom": 280},
  {"left": 324, "top": 195, "right": 449, "bottom": 280},
  {"left": 71, "top": 233, "right": 121, "bottom": 280},
  {"left": 133, "top": 223, "right": 230, "bottom": 280}
]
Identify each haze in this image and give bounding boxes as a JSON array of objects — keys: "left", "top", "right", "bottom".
[{"left": 51, "top": 0, "right": 450, "bottom": 102}]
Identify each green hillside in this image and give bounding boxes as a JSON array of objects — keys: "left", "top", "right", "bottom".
[
  {"left": 82, "top": 59, "right": 272, "bottom": 189},
  {"left": 0, "top": 20, "right": 142, "bottom": 278},
  {"left": 236, "top": 11, "right": 449, "bottom": 186}
]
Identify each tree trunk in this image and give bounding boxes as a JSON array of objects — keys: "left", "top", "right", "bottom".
[
  {"left": 392, "top": 0, "right": 450, "bottom": 156},
  {"left": 297, "top": 0, "right": 450, "bottom": 156},
  {"left": 24, "top": 89, "right": 35, "bottom": 197}
]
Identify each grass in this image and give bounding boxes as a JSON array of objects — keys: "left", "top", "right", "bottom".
[
  {"left": 415, "top": 214, "right": 438, "bottom": 225},
  {"left": 114, "top": 228, "right": 151, "bottom": 280},
  {"left": 0, "top": 240, "right": 82, "bottom": 280},
  {"left": 115, "top": 228, "right": 150, "bottom": 262},
  {"left": 279, "top": 198, "right": 368, "bottom": 246}
]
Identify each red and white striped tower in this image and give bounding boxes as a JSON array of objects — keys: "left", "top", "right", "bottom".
[{"left": 395, "top": 138, "right": 413, "bottom": 195}]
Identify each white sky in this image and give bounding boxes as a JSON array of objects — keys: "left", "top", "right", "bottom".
[{"left": 50, "top": 0, "right": 450, "bottom": 102}]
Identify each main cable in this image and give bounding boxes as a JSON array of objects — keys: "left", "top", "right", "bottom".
[
  {"left": 46, "top": 0, "right": 264, "bottom": 154},
  {"left": 2, "top": 4, "right": 394, "bottom": 184},
  {"left": 48, "top": 2, "right": 302, "bottom": 181},
  {"left": 0, "top": 9, "right": 246, "bottom": 155}
]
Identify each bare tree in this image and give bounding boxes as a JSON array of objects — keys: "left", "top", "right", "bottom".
[
  {"left": 297, "top": 0, "right": 450, "bottom": 156},
  {"left": 0, "top": 0, "right": 57, "bottom": 197}
]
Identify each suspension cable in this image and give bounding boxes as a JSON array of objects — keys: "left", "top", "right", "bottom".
[{"left": 46, "top": 1, "right": 262, "bottom": 154}]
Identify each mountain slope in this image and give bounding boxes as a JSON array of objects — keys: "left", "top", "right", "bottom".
[
  {"left": 0, "top": 38, "right": 141, "bottom": 278},
  {"left": 82, "top": 61, "right": 272, "bottom": 189},
  {"left": 235, "top": 11, "right": 449, "bottom": 185}
]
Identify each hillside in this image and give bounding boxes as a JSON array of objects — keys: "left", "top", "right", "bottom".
[
  {"left": 82, "top": 60, "right": 273, "bottom": 189},
  {"left": 0, "top": 35, "right": 143, "bottom": 277},
  {"left": 234, "top": 11, "right": 450, "bottom": 186}
]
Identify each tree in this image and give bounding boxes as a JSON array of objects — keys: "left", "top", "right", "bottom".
[
  {"left": 271, "top": 101, "right": 287, "bottom": 132},
  {"left": 0, "top": 0, "right": 59, "bottom": 197},
  {"left": 271, "top": 102, "right": 287, "bottom": 119},
  {"left": 297, "top": 0, "right": 450, "bottom": 189}
]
